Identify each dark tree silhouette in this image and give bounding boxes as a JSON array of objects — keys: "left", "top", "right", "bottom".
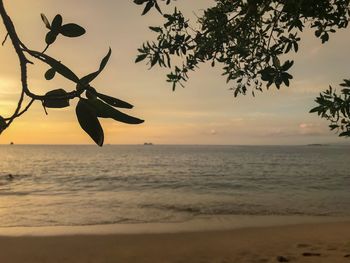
[
  {"left": 135, "top": 0, "right": 350, "bottom": 137},
  {"left": 0, "top": 0, "right": 144, "bottom": 146}
]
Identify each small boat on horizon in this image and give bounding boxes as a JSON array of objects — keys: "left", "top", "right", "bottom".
[{"left": 144, "top": 142, "right": 154, "bottom": 146}]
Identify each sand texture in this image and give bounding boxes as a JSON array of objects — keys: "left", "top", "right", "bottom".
[{"left": 0, "top": 221, "right": 350, "bottom": 263}]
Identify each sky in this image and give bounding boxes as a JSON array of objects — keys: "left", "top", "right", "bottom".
[{"left": 0, "top": 1, "right": 349, "bottom": 145}]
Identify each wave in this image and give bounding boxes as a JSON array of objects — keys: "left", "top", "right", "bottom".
[
  {"left": 139, "top": 203, "right": 334, "bottom": 217},
  {"left": 0, "top": 191, "right": 30, "bottom": 196}
]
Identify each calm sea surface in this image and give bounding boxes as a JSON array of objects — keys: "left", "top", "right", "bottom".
[{"left": 0, "top": 145, "right": 349, "bottom": 227}]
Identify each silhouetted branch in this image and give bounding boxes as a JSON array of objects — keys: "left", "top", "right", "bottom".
[
  {"left": 0, "top": 1, "right": 144, "bottom": 144},
  {"left": 0, "top": 1, "right": 86, "bottom": 129}
]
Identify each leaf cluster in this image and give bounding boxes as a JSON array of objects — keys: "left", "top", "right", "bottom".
[
  {"left": 0, "top": 10, "right": 144, "bottom": 146},
  {"left": 135, "top": 0, "right": 350, "bottom": 97},
  {"left": 41, "top": 14, "right": 85, "bottom": 49},
  {"left": 39, "top": 16, "right": 145, "bottom": 146},
  {"left": 310, "top": 81, "right": 350, "bottom": 137},
  {"left": 133, "top": 0, "right": 173, "bottom": 15}
]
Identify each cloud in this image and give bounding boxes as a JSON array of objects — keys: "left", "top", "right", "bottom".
[
  {"left": 0, "top": 77, "right": 21, "bottom": 96},
  {"left": 299, "top": 123, "right": 318, "bottom": 129},
  {"left": 298, "top": 122, "right": 326, "bottom": 136},
  {"left": 210, "top": 129, "right": 217, "bottom": 135}
]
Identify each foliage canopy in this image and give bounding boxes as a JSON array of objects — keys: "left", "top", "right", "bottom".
[{"left": 135, "top": 0, "right": 350, "bottom": 137}]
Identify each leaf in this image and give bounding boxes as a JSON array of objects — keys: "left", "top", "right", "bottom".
[
  {"left": 293, "top": 42, "right": 298, "bottom": 52},
  {"left": 43, "top": 89, "right": 70, "bottom": 108},
  {"left": 88, "top": 99, "right": 144, "bottom": 124},
  {"left": 76, "top": 99, "right": 104, "bottom": 146},
  {"left": 51, "top": 14, "right": 62, "bottom": 33},
  {"left": 80, "top": 48, "right": 112, "bottom": 85},
  {"left": 60, "top": 23, "right": 86, "bottom": 37},
  {"left": 45, "top": 31, "right": 57, "bottom": 45},
  {"left": 282, "top": 75, "right": 290, "bottom": 86},
  {"left": 315, "top": 29, "right": 321, "bottom": 37},
  {"left": 329, "top": 124, "right": 339, "bottom": 130},
  {"left": 41, "top": 13, "right": 51, "bottom": 29},
  {"left": 150, "top": 55, "right": 158, "bottom": 67},
  {"left": 134, "top": 0, "right": 147, "bottom": 4},
  {"left": 321, "top": 33, "right": 329, "bottom": 44},
  {"left": 339, "top": 130, "right": 350, "bottom": 137},
  {"left": 135, "top": 54, "right": 148, "bottom": 63},
  {"left": 281, "top": 60, "right": 294, "bottom": 71},
  {"left": 85, "top": 89, "right": 97, "bottom": 100},
  {"left": 309, "top": 106, "right": 323, "bottom": 113},
  {"left": 154, "top": 1, "right": 162, "bottom": 14},
  {"left": 142, "top": 1, "right": 154, "bottom": 15},
  {"left": 97, "top": 92, "right": 134, "bottom": 109},
  {"left": 44, "top": 68, "right": 56, "bottom": 80},
  {"left": 340, "top": 79, "right": 350, "bottom": 87},
  {"left": 149, "top": 26, "right": 162, "bottom": 33},
  {"left": 41, "top": 54, "right": 80, "bottom": 83},
  {"left": 272, "top": 56, "right": 280, "bottom": 68}
]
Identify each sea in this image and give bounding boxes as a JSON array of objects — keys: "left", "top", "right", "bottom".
[{"left": 0, "top": 145, "right": 349, "bottom": 232}]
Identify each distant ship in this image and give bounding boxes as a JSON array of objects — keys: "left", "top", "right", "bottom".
[
  {"left": 144, "top": 142, "right": 153, "bottom": 146},
  {"left": 10, "top": 142, "right": 14, "bottom": 145}
]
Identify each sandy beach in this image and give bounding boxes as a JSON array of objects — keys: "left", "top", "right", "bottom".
[{"left": 0, "top": 221, "right": 349, "bottom": 263}]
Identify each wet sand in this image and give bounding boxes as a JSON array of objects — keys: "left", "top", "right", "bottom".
[{"left": 0, "top": 221, "right": 350, "bottom": 262}]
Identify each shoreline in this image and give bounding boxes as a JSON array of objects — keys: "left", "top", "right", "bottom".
[
  {"left": 0, "top": 214, "right": 349, "bottom": 236},
  {"left": 0, "top": 220, "right": 349, "bottom": 262}
]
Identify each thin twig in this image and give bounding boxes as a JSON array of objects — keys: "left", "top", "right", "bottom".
[
  {"left": 42, "top": 44, "right": 49, "bottom": 53},
  {"left": 1, "top": 32, "right": 8, "bottom": 45},
  {"left": 4, "top": 98, "right": 35, "bottom": 121}
]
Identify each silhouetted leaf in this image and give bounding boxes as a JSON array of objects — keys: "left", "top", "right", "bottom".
[
  {"left": 45, "top": 31, "right": 57, "bottom": 45},
  {"left": 281, "top": 60, "right": 294, "bottom": 71},
  {"left": 339, "top": 130, "right": 350, "bottom": 137},
  {"left": 134, "top": 0, "right": 147, "bottom": 5},
  {"left": 86, "top": 88, "right": 97, "bottom": 100},
  {"left": 309, "top": 106, "right": 323, "bottom": 113},
  {"left": 315, "top": 29, "right": 321, "bottom": 37},
  {"left": 42, "top": 54, "right": 80, "bottom": 83},
  {"left": 135, "top": 54, "right": 147, "bottom": 63},
  {"left": 154, "top": 1, "right": 162, "bottom": 14},
  {"left": 340, "top": 79, "right": 350, "bottom": 87},
  {"left": 76, "top": 99, "right": 104, "bottom": 146},
  {"left": 51, "top": 14, "right": 62, "bottom": 33},
  {"left": 329, "top": 124, "right": 339, "bottom": 130},
  {"left": 142, "top": 1, "right": 154, "bottom": 15},
  {"left": 80, "top": 48, "right": 112, "bottom": 85},
  {"left": 321, "top": 32, "right": 329, "bottom": 43},
  {"left": 44, "top": 68, "right": 56, "bottom": 80},
  {"left": 88, "top": 99, "right": 144, "bottom": 124},
  {"left": 43, "top": 89, "right": 70, "bottom": 108},
  {"left": 41, "top": 13, "right": 51, "bottom": 29},
  {"left": 135, "top": 54, "right": 148, "bottom": 63},
  {"left": 97, "top": 92, "right": 134, "bottom": 109},
  {"left": 150, "top": 55, "right": 158, "bottom": 67},
  {"left": 149, "top": 26, "right": 162, "bottom": 33},
  {"left": 60, "top": 23, "right": 86, "bottom": 37},
  {"left": 272, "top": 56, "right": 280, "bottom": 68}
]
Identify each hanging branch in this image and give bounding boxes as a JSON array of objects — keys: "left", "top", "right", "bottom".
[{"left": 0, "top": 0, "right": 144, "bottom": 146}]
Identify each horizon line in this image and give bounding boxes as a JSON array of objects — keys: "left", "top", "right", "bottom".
[{"left": 0, "top": 143, "right": 348, "bottom": 146}]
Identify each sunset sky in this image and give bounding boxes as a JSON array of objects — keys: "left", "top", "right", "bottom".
[{"left": 0, "top": 1, "right": 349, "bottom": 145}]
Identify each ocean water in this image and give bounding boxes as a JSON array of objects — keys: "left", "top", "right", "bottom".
[{"left": 0, "top": 145, "right": 349, "bottom": 228}]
